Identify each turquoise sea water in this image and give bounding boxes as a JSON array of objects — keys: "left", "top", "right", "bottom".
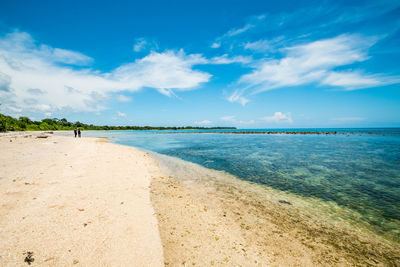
[{"left": 81, "top": 128, "right": 400, "bottom": 240}]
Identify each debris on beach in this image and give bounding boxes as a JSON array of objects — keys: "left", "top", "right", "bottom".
[
  {"left": 36, "top": 135, "right": 49, "bottom": 139},
  {"left": 23, "top": 251, "right": 34, "bottom": 265},
  {"left": 278, "top": 200, "right": 292, "bottom": 205}
]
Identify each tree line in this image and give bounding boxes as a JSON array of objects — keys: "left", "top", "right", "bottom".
[{"left": 0, "top": 113, "right": 236, "bottom": 132}]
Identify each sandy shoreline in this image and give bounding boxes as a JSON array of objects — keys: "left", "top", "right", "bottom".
[
  {"left": 150, "top": 153, "right": 400, "bottom": 266},
  {"left": 1, "top": 132, "right": 399, "bottom": 266}
]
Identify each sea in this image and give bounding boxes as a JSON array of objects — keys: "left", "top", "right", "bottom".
[{"left": 79, "top": 128, "right": 400, "bottom": 243}]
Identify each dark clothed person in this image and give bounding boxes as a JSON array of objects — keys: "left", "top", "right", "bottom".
[
  {"left": 74, "top": 128, "right": 77, "bottom": 138},
  {"left": 78, "top": 128, "right": 81, "bottom": 138}
]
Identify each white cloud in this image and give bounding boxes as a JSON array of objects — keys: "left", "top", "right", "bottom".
[
  {"left": 50, "top": 48, "right": 93, "bottom": 65},
  {"left": 117, "top": 111, "right": 126, "bottom": 117},
  {"left": 210, "top": 15, "right": 267, "bottom": 49},
  {"left": 332, "top": 117, "right": 364, "bottom": 122},
  {"left": 7, "top": 106, "right": 22, "bottom": 113},
  {"left": 117, "top": 94, "right": 132, "bottom": 102},
  {"left": 211, "top": 54, "right": 252, "bottom": 64},
  {"left": 243, "top": 36, "right": 285, "bottom": 53},
  {"left": 35, "top": 104, "right": 52, "bottom": 111},
  {"left": 241, "top": 34, "right": 373, "bottom": 90},
  {"left": 0, "top": 32, "right": 211, "bottom": 114},
  {"left": 221, "top": 115, "right": 235, "bottom": 122},
  {"left": 0, "top": 31, "right": 93, "bottom": 66},
  {"left": 0, "top": 72, "right": 11, "bottom": 91},
  {"left": 226, "top": 23, "right": 254, "bottom": 37},
  {"left": 244, "top": 40, "right": 272, "bottom": 52},
  {"left": 113, "top": 50, "right": 210, "bottom": 96},
  {"left": 227, "top": 89, "right": 249, "bottom": 106},
  {"left": 322, "top": 71, "right": 399, "bottom": 90},
  {"left": 194, "top": 120, "right": 212, "bottom": 125},
  {"left": 44, "top": 112, "right": 52, "bottom": 117},
  {"left": 133, "top": 37, "right": 159, "bottom": 53},
  {"left": 211, "top": 43, "right": 221, "bottom": 48},
  {"left": 229, "top": 34, "right": 400, "bottom": 104},
  {"left": 261, "top": 112, "right": 293, "bottom": 123},
  {"left": 133, "top": 38, "right": 147, "bottom": 52}
]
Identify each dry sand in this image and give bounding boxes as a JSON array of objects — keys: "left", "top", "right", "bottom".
[
  {"left": 0, "top": 132, "right": 163, "bottom": 266},
  {"left": 1, "top": 132, "right": 399, "bottom": 266}
]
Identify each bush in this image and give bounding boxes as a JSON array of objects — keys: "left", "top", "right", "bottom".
[{"left": 0, "top": 118, "right": 6, "bottom": 132}]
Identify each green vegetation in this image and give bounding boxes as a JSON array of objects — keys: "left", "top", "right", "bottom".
[{"left": 0, "top": 113, "right": 236, "bottom": 132}]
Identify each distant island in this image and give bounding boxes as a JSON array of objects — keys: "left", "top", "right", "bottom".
[{"left": 0, "top": 113, "right": 236, "bottom": 132}]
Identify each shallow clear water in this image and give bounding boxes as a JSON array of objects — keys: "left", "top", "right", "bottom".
[{"left": 81, "top": 129, "right": 400, "bottom": 240}]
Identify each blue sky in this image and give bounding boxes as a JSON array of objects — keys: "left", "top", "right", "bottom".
[{"left": 0, "top": 0, "right": 399, "bottom": 128}]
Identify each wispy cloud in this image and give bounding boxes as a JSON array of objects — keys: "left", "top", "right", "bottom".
[
  {"left": 133, "top": 38, "right": 148, "bottom": 52},
  {"left": 194, "top": 120, "right": 212, "bottom": 125},
  {"left": 117, "top": 94, "right": 132, "bottom": 102},
  {"left": 225, "top": 23, "right": 254, "bottom": 37},
  {"left": 261, "top": 112, "right": 293, "bottom": 123},
  {"left": 322, "top": 71, "right": 399, "bottom": 90},
  {"left": 0, "top": 32, "right": 93, "bottom": 66},
  {"left": 229, "top": 34, "right": 400, "bottom": 104},
  {"left": 243, "top": 39, "right": 273, "bottom": 52},
  {"left": 210, "top": 54, "right": 252, "bottom": 64},
  {"left": 211, "top": 15, "right": 265, "bottom": 49},
  {"left": 0, "top": 72, "right": 11, "bottom": 91},
  {"left": 0, "top": 32, "right": 211, "bottom": 115},
  {"left": 211, "top": 42, "right": 221, "bottom": 49},
  {"left": 241, "top": 34, "right": 375, "bottom": 90},
  {"left": 133, "top": 37, "right": 158, "bottom": 52},
  {"left": 117, "top": 111, "right": 127, "bottom": 117},
  {"left": 227, "top": 89, "right": 249, "bottom": 106},
  {"left": 209, "top": 1, "right": 400, "bottom": 105},
  {"left": 213, "top": 1, "right": 400, "bottom": 53},
  {"left": 243, "top": 36, "right": 285, "bottom": 53}
]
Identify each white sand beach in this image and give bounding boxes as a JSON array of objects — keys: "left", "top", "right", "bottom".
[{"left": 0, "top": 132, "right": 163, "bottom": 266}]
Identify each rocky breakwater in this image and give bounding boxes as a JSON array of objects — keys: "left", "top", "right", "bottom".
[{"left": 158, "top": 131, "right": 377, "bottom": 135}]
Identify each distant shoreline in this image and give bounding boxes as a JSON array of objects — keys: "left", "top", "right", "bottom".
[{"left": 0, "top": 112, "right": 236, "bottom": 132}]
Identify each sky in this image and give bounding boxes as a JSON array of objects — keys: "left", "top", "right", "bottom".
[{"left": 0, "top": 0, "right": 399, "bottom": 128}]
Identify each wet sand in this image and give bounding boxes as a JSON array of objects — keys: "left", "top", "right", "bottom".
[{"left": 150, "top": 153, "right": 400, "bottom": 266}]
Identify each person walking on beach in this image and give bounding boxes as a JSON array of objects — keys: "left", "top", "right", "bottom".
[
  {"left": 74, "top": 128, "right": 77, "bottom": 138},
  {"left": 78, "top": 128, "right": 81, "bottom": 138}
]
